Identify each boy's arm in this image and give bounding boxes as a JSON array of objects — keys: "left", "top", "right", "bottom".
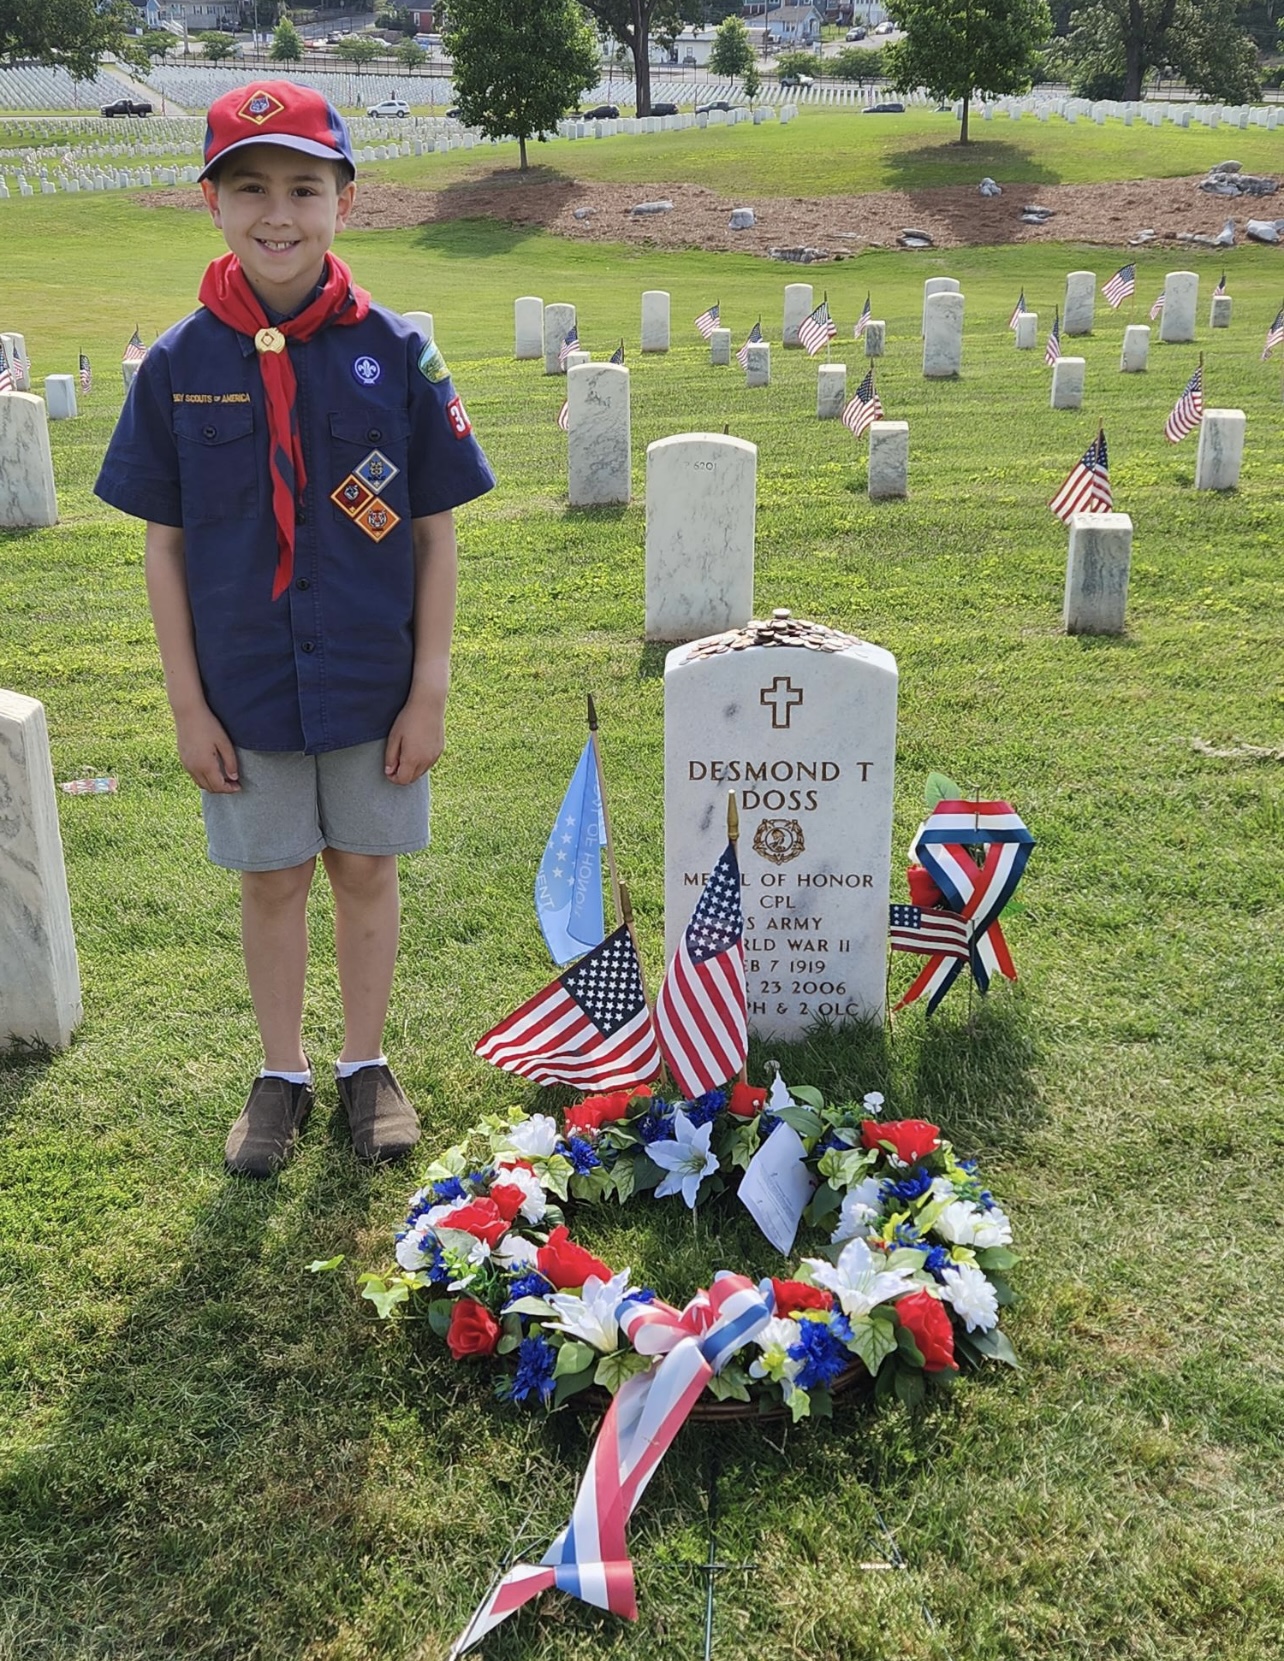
[
  {"left": 385, "top": 509, "right": 458, "bottom": 785},
  {"left": 144, "top": 521, "right": 240, "bottom": 793}
]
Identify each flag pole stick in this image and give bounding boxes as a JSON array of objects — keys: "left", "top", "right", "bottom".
[
  {"left": 620, "top": 880, "right": 666, "bottom": 1088},
  {"left": 727, "top": 792, "right": 748, "bottom": 1084},
  {"left": 587, "top": 692, "right": 623, "bottom": 930}
]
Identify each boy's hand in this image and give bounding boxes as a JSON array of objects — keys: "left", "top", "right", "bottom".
[
  {"left": 175, "top": 705, "right": 240, "bottom": 793},
  {"left": 385, "top": 690, "right": 446, "bottom": 784}
]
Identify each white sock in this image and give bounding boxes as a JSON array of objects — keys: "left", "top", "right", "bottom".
[
  {"left": 335, "top": 1054, "right": 387, "bottom": 1079},
  {"left": 261, "top": 1066, "right": 313, "bottom": 1087}
]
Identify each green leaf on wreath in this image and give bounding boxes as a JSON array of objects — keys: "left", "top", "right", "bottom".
[
  {"left": 630, "top": 1156, "right": 666, "bottom": 1194},
  {"left": 953, "top": 1331, "right": 984, "bottom": 1369},
  {"left": 924, "top": 771, "right": 961, "bottom": 810},
  {"left": 358, "top": 1275, "right": 411, "bottom": 1320},
  {"left": 427, "top": 1298, "right": 456, "bottom": 1338},
  {"left": 497, "top": 1334, "right": 521, "bottom": 1355},
  {"left": 705, "top": 1366, "right": 751, "bottom": 1403},
  {"left": 306, "top": 1255, "right": 345, "bottom": 1273},
  {"left": 570, "top": 1166, "right": 613, "bottom": 1204},
  {"left": 975, "top": 1246, "right": 1017, "bottom": 1272},
  {"left": 505, "top": 1295, "right": 557, "bottom": 1320},
  {"left": 593, "top": 1350, "right": 651, "bottom": 1394},
  {"left": 808, "top": 1388, "right": 834, "bottom": 1420},
  {"left": 968, "top": 1326, "right": 1020, "bottom": 1367},
  {"left": 893, "top": 1364, "right": 927, "bottom": 1411},
  {"left": 537, "top": 1156, "right": 572, "bottom": 1201},
  {"left": 849, "top": 1313, "right": 898, "bottom": 1375},
  {"left": 788, "top": 1085, "right": 826, "bottom": 1111},
  {"left": 722, "top": 1120, "right": 760, "bottom": 1174},
  {"left": 552, "top": 1365, "right": 596, "bottom": 1407},
  {"left": 817, "top": 1148, "right": 871, "bottom": 1188},
  {"left": 787, "top": 1388, "right": 812, "bottom": 1424},
  {"left": 553, "top": 1340, "right": 597, "bottom": 1378},
  {"left": 986, "top": 1272, "right": 1016, "bottom": 1307},
  {"left": 804, "top": 1182, "right": 843, "bottom": 1228},
  {"left": 896, "top": 1326, "right": 926, "bottom": 1368},
  {"left": 775, "top": 1105, "right": 823, "bottom": 1141},
  {"left": 610, "top": 1158, "right": 637, "bottom": 1204}
]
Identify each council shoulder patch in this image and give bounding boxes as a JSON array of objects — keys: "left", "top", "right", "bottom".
[
  {"left": 417, "top": 341, "right": 450, "bottom": 383},
  {"left": 238, "top": 89, "right": 285, "bottom": 126}
]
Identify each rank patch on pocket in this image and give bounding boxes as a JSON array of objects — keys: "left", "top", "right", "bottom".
[
  {"left": 354, "top": 449, "right": 399, "bottom": 494},
  {"left": 331, "top": 475, "right": 374, "bottom": 518},
  {"left": 356, "top": 501, "right": 401, "bottom": 543}
]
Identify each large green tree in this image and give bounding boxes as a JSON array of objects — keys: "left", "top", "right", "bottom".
[
  {"left": 270, "top": 16, "right": 304, "bottom": 62},
  {"left": 577, "top": 0, "right": 685, "bottom": 116},
  {"left": 0, "top": 0, "right": 145, "bottom": 80},
  {"left": 444, "top": 0, "right": 600, "bottom": 170},
  {"left": 708, "top": 14, "right": 754, "bottom": 77},
  {"left": 1063, "top": 0, "right": 1261, "bottom": 102},
  {"left": 885, "top": 0, "right": 1052, "bottom": 142}
]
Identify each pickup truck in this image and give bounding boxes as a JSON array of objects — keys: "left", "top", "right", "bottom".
[{"left": 101, "top": 98, "right": 153, "bottom": 118}]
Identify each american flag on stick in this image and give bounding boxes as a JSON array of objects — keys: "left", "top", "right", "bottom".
[
  {"left": 1149, "top": 291, "right": 1165, "bottom": 320},
  {"left": 557, "top": 324, "right": 579, "bottom": 369},
  {"left": 0, "top": 339, "right": 12, "bottom": 394},
  {"left": 854, "top": 294, "right": 872, "bottom": 337},
  {"left": 1101, "top": 264, "right": 1136, "bottom": 309},
  {"left": 1261, "top": 303, "right": 1284, "bottom": 359},
  {"left": 841, "top": 366, "right": 883, "bottom": 437},
  {"left": 889, "top": 904, "right": 971, "bottom": 960},
  {"left": 474, "top": 924, "right": 661, "bottom": 1091},
  {"left": 610, "top": 339, "right": 625, "bottom": 364},
  {"left": 79, "top": 351, "right": 92, "bottom": 393},
  {"left": 1214, "top": 271, "right": 1227, "bottom": 297},
  {"left": 654, "top": 839, "right": 747, "bottom": 1099},
  {"left": 1049, "top": 428, "right": 1112, "bottom": 522},
  {"left": 1163, "top": 364, "right": 1203, "bottom": 442},
  {"left": 557, "top": 399, "right": 569, "bottom": 432},
  {"left": 694, "top": 302, "right": 720, "bottom": 340},
  {"left": 1007, "top": 290, "right": 1027, "bottom": 330},
  {"left": 123, "top": 326, "right": 147, "bottom": 364},
  {"left": 798, "top": 297, "right": 837, "bottom": 357},
  {"left": 736, "top": 320, "right": 763, "bottom": 368},
  {"left": 1044, "top": 308, "right": 1061, "bottom": 366}
]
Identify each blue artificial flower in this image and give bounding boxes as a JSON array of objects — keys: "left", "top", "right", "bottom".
[
  {"left": 922, "top": 1244, "right": 952, "bottom": 1281},
  {"left": 813, "top": 1131, "right": 848, "bottom": 1158},
  {"left": 466, "top": 1167, "right": 493, "bottom": 1189},
  {"left": 788, "top": 1319, "right": 851, "bottom": 1392},
  {"left": 958, "top": 1159, "right": 979, "bottom": 1174},
  {"left": 829, "top": 1313, "right": 853, "bottom": 1344},
  {"left": 629, "top": 1287, "right": 658, "bottom": 1304},
  {"left": 881, "top": 1167, "right": 933, "bottom": 1205},
  {"left": 893, "top": 1221, "right": 921, "bottom": 1247},
  {"left": 638, "top": 1106, "right": 676, "bottom": 1145},
  {"left": 758, "top": 1113, "right": 784, "bottom": 1141},
  {"left": 979, "top": 1189, "right": 996, "bottom": 1211},
  {"left": 507, "top": 1270, "right": 552, "bottom": 1300},
  {"left": 425, "top": 1244, "right": 451, "bottom": 1285},
  {"left": 508, "top": 1335, "right": 556, "bottom": 1405},
  {"left": 430, "top": 1176, "right": 467, "bottom": 1205},
  {"left": 564, "top": 1136, "right": 601, "bottom": 1174},
  {"left": 685, "top": 1089, "right": 727, "bottom": 1128},
  {"left": 403, "top": 1187, "right": 435, "bottom": 1225}
]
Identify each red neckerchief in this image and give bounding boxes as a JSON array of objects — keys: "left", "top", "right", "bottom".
[{"left": 198, "top": 251, "right": 371, "bottom": 599}]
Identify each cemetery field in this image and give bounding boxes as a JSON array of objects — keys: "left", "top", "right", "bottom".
[{"left": 3, "top": 194, "right": 1284, "bottom": 1661}]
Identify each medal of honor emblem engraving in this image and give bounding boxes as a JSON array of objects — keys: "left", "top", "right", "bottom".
[{"left": 753, "top": 818, "right": 805, "bottom": 865}]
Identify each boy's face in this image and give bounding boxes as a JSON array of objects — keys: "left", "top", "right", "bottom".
[{"left": 201, "top": 144, "right": 356, "bottom": 314}]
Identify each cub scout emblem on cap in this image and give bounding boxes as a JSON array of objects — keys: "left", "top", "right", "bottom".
[
  {"left": 238, "top": 89, "right": 286, "bottom": 125},
  {"left": 417, "top": 341, "right": 449, "bottom": 383},
  {"left": 353, "top": 355, "right": 381, "bottom": 387},
  {"left": 354, "top": 450, "right": 399, "bottom": 494}
]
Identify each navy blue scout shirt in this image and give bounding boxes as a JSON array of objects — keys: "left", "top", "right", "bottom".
[{"left": 94, "top": 303, "right": 494, "bottom": 754}]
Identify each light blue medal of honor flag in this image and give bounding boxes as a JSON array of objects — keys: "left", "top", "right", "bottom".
[{"left": 535, "top": 732, "right": 608, "bottom": 966}]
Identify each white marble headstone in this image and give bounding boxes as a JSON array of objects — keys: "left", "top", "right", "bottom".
[
  {"left": 864, "top": 321, "right": 886, "bottom": 358},
  {"left": 1014, "top": 312, "right": 1037, "bottom": 350},
  {"left": 921, "top": 277, "right": 959, "bottom": 336},
  {"left": 1064, "top": 512, "right": 1131, "bottom": 635},
  {"left": 709, "top": 327, "right": 731, "bottom": 366},
  {"left": 645, "top": 434, "right": 756, "bottom": 641},
  {"left": 403, "top": 309, "right": 434, "bottom": 344},
  {"left": 1064, "top": 270, "right": 1096, "bottom": 335},
  {"left": 44, "top": 375, "right": 78, "bottom": 421},
  {"left": 816, "top": 364, "right": 847, "bottom": 419},
  {"left": 1, "top": 334, "right": 31, "bottom": 392},
  {"left": 0, "top": 393, "right": 58, "bottom": 527},
  {"left": 121, "top": 359, "right": 141, "bottom": 390},
  {"left": 1159, "top": 271, "right": 1198, "bottom": 343},
  {"left": 567, "top": 362, "right": 630, "bottom": 507},
  {"left": 868, "top": 421, "right": 908, "bottom": 499},
  {"left": 1194, "top": 408, "right": 1245, "bottom": 490},
  {"left": 923, "top": 292, "right": 964, "bottom": 377},
  {"left": 0, "top": 690, "right": 82, "bottom": 1048},
  {"left": 745, "top": 342, "right": 770, "bottom": 387},
  {"left": 514, "top": 295, "right": 544, "bottom": 359},
  {"left": 641, "top": 291, "right": 670, "bottom": 353},
  {"left": 1120, "top": 324, "right": 1150, "bottom": 372},
  {"left": 1050, "top": 356, "right": 1086, "bottom": 409},
  {"left": 663, "top": 615, "right": 898, "bottom": 1038},
  {"left": 1210, "top": 295, "right": 1232, "bottom": 329},
  {"left": 543, "top": 302, "right": 577, "bottom": 375},
  {"left": 782, "top": 283, "right": 813, "bottom": 348}
]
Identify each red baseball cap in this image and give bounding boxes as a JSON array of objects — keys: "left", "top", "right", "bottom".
[{"left": 199, "top": 81, "right": 356, "bottom": 181}]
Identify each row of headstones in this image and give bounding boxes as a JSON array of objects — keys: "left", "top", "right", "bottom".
[
  {"left": 0, "top": 165, "right": 200, "bottom": 195},
  {"left": 977, "top": 94, "right": 1279, "bottom": 131},
  {"left": 554, "top": 106, "right": 794, "bottom": 141}
]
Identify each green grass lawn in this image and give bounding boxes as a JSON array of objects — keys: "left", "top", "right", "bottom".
[{"left": 2, "top": 187, "right": 1283, "bottom": 1661}]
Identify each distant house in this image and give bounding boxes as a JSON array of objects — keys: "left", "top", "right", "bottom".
[
  {"left": 406, "top": 6, "right": 438, "bottom": 29},
  {"left": 762, "top": 4, "right": 825, "bottom": 45}
]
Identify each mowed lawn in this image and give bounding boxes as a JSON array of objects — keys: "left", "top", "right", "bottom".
[{"left": 1, "top": 174, "right": 1283, "bottom": 1661}]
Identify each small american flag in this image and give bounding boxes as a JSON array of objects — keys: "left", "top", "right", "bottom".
[
  {"left": 1044, "top": 309, "right": 1061, "bottom": 366},
  {"left": 1149, "top": 291, "right": 1165, "bottom": 320},
  {"left": 1007, "top": 290, "right": 1027, "bottom": 330},
  {"left": 694, "top": 301, "right": 720, "bottom": 340},
  {"left": 841, "top": 366, "right": 883, "bottom": 437},
  {"left": 0, "top": 339, "right": 12, "bottom": 394},
  {"left": 854, "top": 294, "right": 872, "bottom": 337},
  {"left": 1214, "top": 271, "right": 1227, "bottom": 297},
  {"left": 654, "top": 840, "right": 747, "bottom": 1098},
  {"left": 889, "top": 904, "right": 970, "bottom": 960},
  {"left": 557, "top": 399, "right": 569, "bottom": 432},
  {"left": 1102, "top": 264, "right": 1136, "bottom": 309},
  {"left": 1261, "top": 304, "right": 1284, "bottom": 359},
  {"left": 79, "top": 351, "right": 92, "bottom": 393},
  {"left": 798, "top": 297, "right": 837, "bottom": 357},
  {"left": 736, "top": 320, "right": 763, "bottom": 368},
  {"left": 1164, "top": 365, "right": 1203, "bottom": 442},
  {"left": 474, "top": 925, "right": 661, "bottom": 1091},
  {"left": 1049, "top": 429, "right": 1112, "bottom": 522},
  {"left": 557, "top": 324, "right": 579, "bottom": 369},
  {"left": 123, "top": 327, "right": 147, "bottom": 364},
  {"left": 610, "top": 339, "right": 625, "bottom": 364}
]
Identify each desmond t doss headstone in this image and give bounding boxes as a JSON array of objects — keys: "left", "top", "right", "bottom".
[{"left": 664, "top": 611, "right": 897, "bottom": 1040}]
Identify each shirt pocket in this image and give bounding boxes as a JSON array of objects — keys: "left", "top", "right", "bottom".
[
  {"left": 174, "top": 406, "right": 259, "bottom": 522},
  {"left": 328, "top": 409, "right": 412, "bottom": 533}
]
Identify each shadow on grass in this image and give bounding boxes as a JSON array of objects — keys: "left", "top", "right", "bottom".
[
  {"left": 0, "top": 1042, "right": 58, "bottom": 1134},
  {"left": 908, "top": 987, "right": 1043, "bottom": 1156},
  {"left": 410, "top": 167, "right": 581, "bottom": 259},
  {"left": 882, "top": 135, "right": 1062, "bottom": 197}
]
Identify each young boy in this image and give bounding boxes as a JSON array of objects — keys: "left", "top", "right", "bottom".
[{"left": 94, "top": 83, "right": 494, "bottom": 1176}]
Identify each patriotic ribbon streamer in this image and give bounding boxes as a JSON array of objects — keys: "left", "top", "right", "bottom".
[
  {"left": 893, "top": 800, "right": 1034, "bottom": 1014},
  {"left": 449, "top": 1273, "right": 771, "bottom": 1656}
]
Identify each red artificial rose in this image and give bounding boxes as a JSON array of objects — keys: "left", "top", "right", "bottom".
[
  {"left": 489, "top": 1183, "right": 526, "bottom": 1225},
  {"left": 895, "top": 1290, "right": 957, "bottom": 1372},
  {"left": 437, "top": 1198, "right": 509, "bottom": 1249},
  {"left": 445, "top": 1298, "right": 501, "bottom": 1361},
  {"left": 728, "top": 1082, "right": 767, "bottom": 1119},
  {"left": 564, "top": 1088, "right": 649, "bottom": 1137},
  {"left": 771, "top": 1278, "right": 834, "bottom": 1317},
  {"left": 536, "top": 1225, "right": 613, "bottom": 1290},
  {"left": 861, "top": 1118, "right": 941, "bottom": 1164},
  {"left": 906, "top": 862, "right": 944, "bottom": 909}
]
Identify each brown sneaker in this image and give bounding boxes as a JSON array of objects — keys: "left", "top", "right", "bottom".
[
  {"left": 224, "top": 1075, "right": 313, "bottom": 1178},
  {"left": 337, "top": 1064, "right": 421, "bottom": 1164}
]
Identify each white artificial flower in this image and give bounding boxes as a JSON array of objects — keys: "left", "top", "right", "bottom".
[
  {"left": 748, "top": 1316, "right": 804, "bottom": 1385},
  {"left": 802, "top": 1236, "right": 919, "bottom": 1319},
  {"left": 497, "top": 1113, "right": 560, "bottom": 1160},
  {"left": 395, "top": 1219, "right": 434, "bottom": 1272},
  {"left": 940, "top": 1262, "right": 999, "bottom": 1332},
  {"left": 426, "top": 1197, "right": 472, "bottom": 1230},
  {"left": 767, "top": 1072, "right": 794, "bottom": 1114},
  {"left": 648, "top": 1111, "right": 720, "bottom": 1209},
  {"left": 930, "top": 1176, "right": 956, "bottom": 1202},
  {"left": 544, "top": 1269, "right": 632, "bottom": 1352},
  {"left": 493, "top": 1233, "right": 539, "bottom": 1270},
  {"left": 831, "top": 1176, "right": 885, "bottom": 1244},
  {"left": 934, "top": 1200, "right": 1013, "bottom": 1249},
  {"left": 862, "top": 1091, "right": 885, "bottom": 1116},
  {"left": 494, "top": 1163, "right": 547, "bottom": 1224}
]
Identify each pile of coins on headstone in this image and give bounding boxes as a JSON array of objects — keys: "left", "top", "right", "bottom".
[{"left": 684, "top": 608, "right": 861, "bottom": 658}]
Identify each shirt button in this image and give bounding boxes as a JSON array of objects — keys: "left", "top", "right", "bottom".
[
  {"left": 297, "top": 509, "right": 307, "bottom": 524},
  {"left": 202, "top": 425, "right": 216, "bottom": 439},
  {"left": 367, "top": 427, "right": 382, "bottom": 441},
  {"left": 295, "top": 577, "right": 310, "bottom": 591},
  {"left": 301, "top": 641, "right": 315, "bottom": 654}
]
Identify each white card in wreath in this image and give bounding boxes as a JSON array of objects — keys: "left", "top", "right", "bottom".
[{"left": 738, "top": 1122, "right": 816, "bottom": 1256}]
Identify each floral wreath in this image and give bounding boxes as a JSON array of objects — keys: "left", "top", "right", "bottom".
[{"left": 358, "top": 1078, "right": 1019, "bottom": 1422}]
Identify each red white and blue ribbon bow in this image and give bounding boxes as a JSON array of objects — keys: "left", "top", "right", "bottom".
[
  {"left": 893, "top": 799, "right": 1034, "bottom": 1014},
  {"left": 449, "top": 1273, "right": 771, "bottom": 1656}
]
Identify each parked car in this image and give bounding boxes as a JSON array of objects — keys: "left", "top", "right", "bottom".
[
  {"left": 846, "top": 26, "right": 867, "bottom": 39},
  {"left": 101, "top": 98, "right": 152, "bottom": 118},
  {"left": 580, "top": 103, "right": 620, "bottom": 119},
  {"left": 367, "top": 97, "right": 409, "bottom": 118},
  {"left": 682, "top": 54, "right": 697, "bottom": 66},
  {"left": 696, "top": 100, "right": 733, "bottom": 114},
  {"left": 445, "top": 106, "right": 462, "bottom": 120},
  {"left": 651, "top": 101, "right": 680, "bottom": 115},
  {"left": 874, "top": 18, "right": 896, "bottom": 32},
  {"left": 864, "top": 101, "right": 905, "bottom": 113},
  {"left": 779, "top": 73, "right": 814, "bottom": 87}
]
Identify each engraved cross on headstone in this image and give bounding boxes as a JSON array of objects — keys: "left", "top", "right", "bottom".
[{"left": 760, "top": 675, "right": 803, "bottom": 729}]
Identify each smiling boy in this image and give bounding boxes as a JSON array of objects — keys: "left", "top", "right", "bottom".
[{"left": 94, "top": 83, "right": 494, "bottom": 1176}]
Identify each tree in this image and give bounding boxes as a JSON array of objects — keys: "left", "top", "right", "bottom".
[
  {"left": 335, "top": 35, "right": 380, "bottom": 65},
  {"left": 1062, "top": 0, "right": 1261, "bottom": 103},
  {"left": 0, "top": 0, "right": 146, "bottom": 81},
  {"left": 885, "top": 0, "right": 1052, "bottom": 143},
  {"left": 708, "top": 14, "right": 754, "bottom": 77},
  {"left": 270, "top": 16, "right": 304, "bottom": 62},
  {"left": 199, "top": 31, "right": 238, "bottom": 63},
  {"left": 776, "top": 49, "right": 826, "bottom": 79},
  {"left": 577, "top": 0, "right": 686, "bottom": 116},
  {"left": 742, "top": 59, "right": 761, "bottom": 102},
  {"left": 140, "top": 29, "right": 174, "bottom": 61},
  {"left": 832, "top": 44, "right": 886, "bottom": 80},
  {"left": 395, "top": 38, "right": 428, "bottom": 69},
  {"left": 444, "top": 0, "right": 600, "bottom": 170}
]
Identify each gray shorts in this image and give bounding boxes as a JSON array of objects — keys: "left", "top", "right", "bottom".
[{"left": 201, "top": 740, "right": 430, "bottom": 872}]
